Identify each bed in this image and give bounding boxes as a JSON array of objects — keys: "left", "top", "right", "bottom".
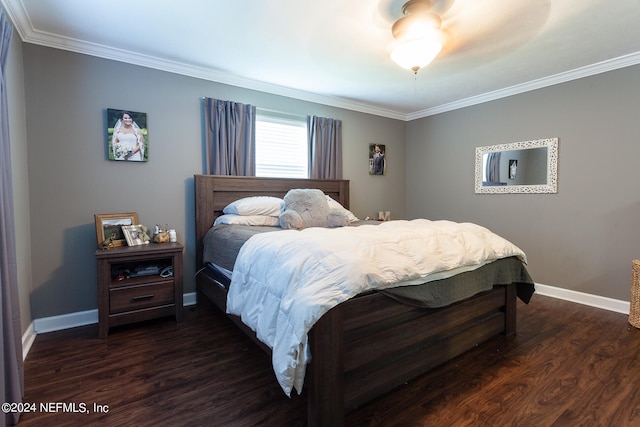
[{"left": 194, "top": 174, "right": 534, "bottom": 427}]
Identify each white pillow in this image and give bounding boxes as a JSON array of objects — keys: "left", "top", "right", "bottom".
[
  {"left": 325, "top": 195, "right": 358, "bottom": 223},
  {"left": 214, "top": 214, "right": 280, "bottom": 227},
  {"left": 223, "top": 196, "right": 283, "bottom": 217}
]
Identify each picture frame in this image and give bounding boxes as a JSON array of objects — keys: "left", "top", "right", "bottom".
[
  {"left": 106, "top": 108, "right": 149, "bottom": 162},
  {"left": 368, "top": 143, "right": 386, "bottom": 175},
  {"left": 94, "top": 212, "right": 138, "bottom": 248},
  {"left": 121, "top": 224, "right": 151, "bottom": 246},
  {"left": 509, "top": 159, "right": 518, "bottom": 179}
]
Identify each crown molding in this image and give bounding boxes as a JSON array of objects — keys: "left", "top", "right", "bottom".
[
  {"left": 407, "top": 51, "right": 640, "bottom": 121},
  {"left": 0, "top": 0, "right": 406, "bottom": 120},
  {"left": 3, "top": 0, "right": 639, "bottom": 122}
]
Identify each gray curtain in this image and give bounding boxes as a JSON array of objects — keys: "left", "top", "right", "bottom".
[
  {"left": 307, "top": 115, "right": 342, "bottom": 180},
  {"left": 204, "top": 98, "right": 256, "bottom": 176},
  {"left": 0, "top": 11, "right": 23, "bottom": 426},
  {"left": 486, "top": 152, "right": 501, "bottom": 183}
]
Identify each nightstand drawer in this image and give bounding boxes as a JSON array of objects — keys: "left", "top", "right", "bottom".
[{"left": 110, "top": 281, "right": 174, "bottom": 314}]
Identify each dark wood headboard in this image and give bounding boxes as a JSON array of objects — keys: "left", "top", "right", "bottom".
[{"left": 194, "top": 174, "right": 350, "bottom": 268}]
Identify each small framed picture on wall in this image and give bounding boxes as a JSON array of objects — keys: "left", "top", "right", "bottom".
[
  {"left": 509, "top": 159, "right": 518, "bottom": 179},
  {"left": 106, "top": 108, "right": 149, "bottom": 162},
  {"left": 369, "top": 143, "right": 386, "bottom": 175}
]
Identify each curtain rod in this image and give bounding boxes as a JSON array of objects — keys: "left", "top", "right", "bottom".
[
  {"left": 256, "top": 107, "right": 306, "bottom": 121},
  {"left": 200, "top": 98, "right": 307, "bottom": 120}
]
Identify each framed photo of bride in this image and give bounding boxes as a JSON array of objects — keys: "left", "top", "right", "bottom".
[{"left": 106, "top": 108, "right": 149, "bottom": 162}]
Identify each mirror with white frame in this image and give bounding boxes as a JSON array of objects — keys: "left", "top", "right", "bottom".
[{"left": 475, "top": 138, "right": 558, "bottom": 194}]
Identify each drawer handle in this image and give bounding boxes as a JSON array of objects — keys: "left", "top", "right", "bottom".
[{"left": 131, "top": 294, "right": 154, "bottom": 302}]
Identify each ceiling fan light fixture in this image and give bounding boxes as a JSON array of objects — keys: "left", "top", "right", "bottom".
[
  {"left": 391, "top": 38, "right": 442, "bottom": 72},
  {"left": 390, "top": 0, "right": 444, "bottom": 74}
]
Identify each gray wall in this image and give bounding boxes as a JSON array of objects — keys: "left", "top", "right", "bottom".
[
  {"left": 20, "top": 44, "right": 406, "bottom": 321},
  {"left": 6, "top": 25, "right": 32, "bottom": 332},
  {"left": 406, "top": 64, "right": 640, "bottom": 301},
  {"left": 12, "top": 38, "right": 640, "bottom": 325}
]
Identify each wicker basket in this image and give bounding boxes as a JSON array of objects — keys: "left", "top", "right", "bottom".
[{"left": 630, "top": 260, "right": 640, "bottom": 328}]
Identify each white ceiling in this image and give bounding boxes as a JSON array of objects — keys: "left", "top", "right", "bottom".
[{"left": 3, "top": 0, "right": 640, "bottom": 120}]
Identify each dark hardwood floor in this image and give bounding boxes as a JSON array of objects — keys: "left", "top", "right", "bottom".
[{"left": 16, "top": 294, "right": 640, "bottom": 426}]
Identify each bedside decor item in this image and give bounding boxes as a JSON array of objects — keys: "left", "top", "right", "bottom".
[
  {"left": 106, "top": 108, "right": 148, "bottom": 162},
  {"left": 153, "top": 231, "right": 170, "bottom": 243},
  {"left": 95, "top": 212, "right": 138, "bottom": 248},
  {"left": 122, "top": 224, "right": 151, "bottom": 246},
  {"left": 152, "top": 224, "right": 170, "bottom": 243},
  {"left": 101, "top": 236, "right": 115, "bottom": 250}
]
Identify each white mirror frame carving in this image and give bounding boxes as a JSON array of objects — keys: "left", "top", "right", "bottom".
[{"left": 475, "top": 137, "right": 558, "bottom": 194}]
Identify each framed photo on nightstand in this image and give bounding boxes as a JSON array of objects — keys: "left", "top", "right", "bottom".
[
  {"left": 94, "top": 212, "right": 138, "bottom": 248},
  {"left": 122, "top": 224, "right": 151, "bottom": 246}
]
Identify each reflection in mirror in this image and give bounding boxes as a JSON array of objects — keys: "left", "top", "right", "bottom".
[
  {"left": 482, "top": 148, "right": 547, "bottom": 185},
  {"left": 475, "top": 138, "right": 558, "bottom": 194}
]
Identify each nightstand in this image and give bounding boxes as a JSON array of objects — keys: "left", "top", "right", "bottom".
[{"left": 95, "top": 242, "right": 184, "bottom": 338}]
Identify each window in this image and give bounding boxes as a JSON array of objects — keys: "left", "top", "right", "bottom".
[{"left": 255, "top": 114, "right": 308, "bottom": 178}]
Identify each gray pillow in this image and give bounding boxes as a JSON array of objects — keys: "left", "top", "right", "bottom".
[{"left": 279, "top": 189, "right": 330, "bottom": 230}]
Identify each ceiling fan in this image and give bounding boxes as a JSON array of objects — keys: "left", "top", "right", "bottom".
[{"left": 387, "top": 0, "right": 550, "bottom": 74}]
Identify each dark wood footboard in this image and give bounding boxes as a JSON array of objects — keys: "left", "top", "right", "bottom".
[
  {"left": 307, "top": 283, "right": 516, "bottom": 427},
  {"left": 197, "top": 269, "right": 516, "bottom": 427}
]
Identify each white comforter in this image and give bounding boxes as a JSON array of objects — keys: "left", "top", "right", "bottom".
[{"left": 226, "top": 219, "right": 526, "bottom": 396}]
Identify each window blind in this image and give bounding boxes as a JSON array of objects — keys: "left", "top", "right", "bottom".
[{"left": 255, "top": 114, "right": 308, "bottom": 178}]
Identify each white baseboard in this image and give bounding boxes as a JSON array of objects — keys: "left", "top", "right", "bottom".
[
  {"left": 33, "top": 308, "right": 99, "bottom": 335},
  {"left": 22, "top": 322, "right": 36, "bottom": 361},
  {"left": 183, "top": 291, "right": 197, "bottom": 307},
  {"left": 22, "top": 292, "right": 198, "bottom": 360},
  {"left": 22, "top": 287, "right": 631, "bottom": 360},
  {"left": 534, "top": 283, "right": 630, "bottom": 314}
]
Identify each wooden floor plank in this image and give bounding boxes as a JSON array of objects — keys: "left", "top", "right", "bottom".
[{"left": 15, "top": 295, "right": 640, "bottom": 426}]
